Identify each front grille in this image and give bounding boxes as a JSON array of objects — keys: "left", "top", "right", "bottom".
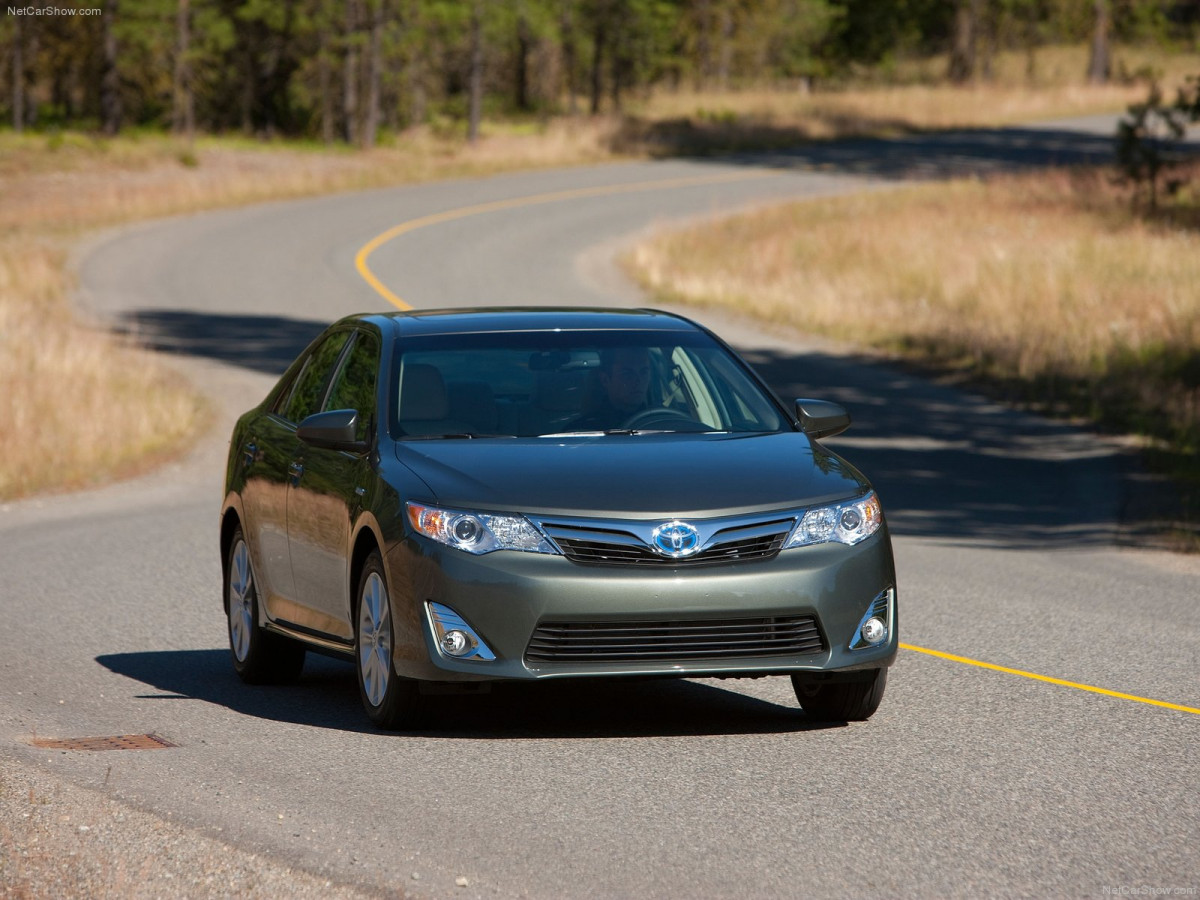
[
  {"left": 543, "top": 519, "right": 792, "bottom": 568},
  {"left": 525, "top": 615, "right": 824, "bottom": 664}
]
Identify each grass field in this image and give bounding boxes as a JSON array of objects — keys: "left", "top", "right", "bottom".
[
  {"left": 1, "top": 46, "right": 1196, "bottom": 502},
  {"left": 625, "top": 166, "right": 1200, "bottom": 545}
]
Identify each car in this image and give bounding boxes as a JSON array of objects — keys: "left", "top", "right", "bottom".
[{"left": 220, "top": 307, "right": 897, "bottom": 728}]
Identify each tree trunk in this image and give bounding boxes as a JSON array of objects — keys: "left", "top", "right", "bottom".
[
  {"left": 560, "top": 0, "right": 578, "bottom": 115},
  {"left": 410, "top": 55, "right": 426, "bottom": 128},
  {"left": 1023, "top": 8, "right": 1039, "bottom": 84},
  {"left": 716, "top": 2, "right": 733, "bottom": 91},
  {"left": 100, "top": 0, "right": 122, "bottom": 135},
  {"left": 1086, "top": 0, "right": 1111, "bottom": 85},
  {"left": 694, "top": 0, "right": 711, "bottom": 91},
  {"left": 318, "top": 30, "right": 334, "bottom": 144},
  {"left": 343, "top": 0, "right": 360, "bottom": 144},
  {"left": 467, "top": 0, "right": 482, "bottom": 143},
  {"left": 589, "top": 18, "right": 605, "bottom": 114},
  {"left": 11, "top": 16, "right": 23, "bottom": 133},
  {"left": 173, "top": 0, "right": 195, "bottom": 143},
  {"left": 515, "top": 7, "right": 532, "bottom": 112},
  {"left": 609, "top": 29, "right": 623, "bottom": 113},
  {"left": 362, "top": 0, "right": 384, "bottom": 148},
  {"left": 947, "top": 0, "right": 977, "bottom": 85}
]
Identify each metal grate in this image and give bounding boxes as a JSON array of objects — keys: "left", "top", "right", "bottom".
[
  {"left": 30, "top": 734, "right": 176, "bottom": 751},
  {"left": 543, "top": 520, "right": 791, "bottom": 568},
  {"left": 526, "top": 615, "right": 824, "bottom": 663}
]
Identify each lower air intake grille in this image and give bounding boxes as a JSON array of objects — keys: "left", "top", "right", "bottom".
[{"left": 525, "top": 615, "right": 824, "bottom": 664}]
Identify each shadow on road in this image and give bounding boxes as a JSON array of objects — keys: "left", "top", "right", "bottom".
[
  {"left": 743, "top": 345, "right": 1123, "bottom": 549},
  {"left": 626, "top": 122, "right": 1145, "bottom": 179},
  {"left": 96, "top": 650, "right": 834, "bottom": 738},
  {"left": 114, "top": 309, "right": 329, "bottom": 375}
]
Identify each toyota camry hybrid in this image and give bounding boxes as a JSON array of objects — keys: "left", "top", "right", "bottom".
[{"left": 220, "top": 308, "right": 898, "bottom": 728}]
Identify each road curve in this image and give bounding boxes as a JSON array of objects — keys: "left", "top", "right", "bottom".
[{"left": 2, "top": 119, "right": 1198, "bottom": 898}]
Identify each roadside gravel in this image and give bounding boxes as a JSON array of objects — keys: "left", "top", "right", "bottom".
[{"left": 0, "top": 754, "right": 392, "bottom": 899}]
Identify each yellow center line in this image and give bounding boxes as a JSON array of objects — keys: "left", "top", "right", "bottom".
[
  {"left": 901, "top": 642, "right": 1200, "bottom": 716},
  {"left": 354, "top": 169, "right": 777, "bottom": 310}
]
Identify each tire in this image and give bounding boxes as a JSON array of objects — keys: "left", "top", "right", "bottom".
[
  {"left": 225, "top": 527, "right": 306, "bottom": 684},
  {"left": 355, "top": 551, "right": 423, "bottom": 730},
  {"left": 792, "top": 668, "right": 887, "bottom": 722}
]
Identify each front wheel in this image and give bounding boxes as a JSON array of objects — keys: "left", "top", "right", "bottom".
[
  {"left": 356, "top": 552, "right": 423, "bottom": 729},
  {"left": 792, "top": 668, "right": 887, "bottom": 722},
  {"left": 226, "top": 528, "right": 305, "bottom": 684}
]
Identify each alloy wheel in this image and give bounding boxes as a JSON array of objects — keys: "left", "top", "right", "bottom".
[
  {"left": 358, "top": 571, "right": 392, "bottom": 707},
  {"left": 228, "top": 539, "right": 254, "bottom": 663}
]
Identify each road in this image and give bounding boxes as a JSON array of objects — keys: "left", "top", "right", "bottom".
[{"left": 2, "top": 119, "right": 1198, "bottom": 898}]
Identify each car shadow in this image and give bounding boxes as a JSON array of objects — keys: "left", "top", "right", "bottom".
[{"left": 96, "top": 650, "right": 840, "bottom": 738}]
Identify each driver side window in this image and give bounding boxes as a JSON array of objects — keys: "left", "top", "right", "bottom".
[
  {"left": 279, "top": 332, "right": 351, "bottom": 425},
  {"left": 325, "top": 331, "right": 379, "bottom": 441}
]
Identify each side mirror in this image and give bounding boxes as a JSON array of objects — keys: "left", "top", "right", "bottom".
[
  {"left": 297, "top": 409, "right": 368, "bottom": 453},
  {"left": 794, "top": 399, "right": 850, "bottom": 440}
]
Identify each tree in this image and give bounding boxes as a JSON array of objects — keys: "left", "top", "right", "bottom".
[
  {"left": 467, "top": 0, "right": 483, "bottom": 141},
  {"left": 947, "top": 0, "right": 980, "bottom": 83},
  {"left": 559, "top": 0, "right": 580, "bottom": 114},
  {"left": 1086, "top": 0, "right": 1110, "bottom": 84},
  {"left": 101, "top": 0, "right": 123, "bottom": 135},
  {"left": 362, "top": 0, "right": 387, "bottom": 148},
  {"left": 1115, "top": 76, "right": 1200, "bottom": 211},
  {"left": 173, "top": 0, "right": 196, "bottom": 142},
  {"left": 10, "top": 17, "right": 25, "bottom": 133}
]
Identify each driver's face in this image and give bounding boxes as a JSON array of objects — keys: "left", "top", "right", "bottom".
[{"left": 601, "top": 348, "right": 652, "bottom": 412}]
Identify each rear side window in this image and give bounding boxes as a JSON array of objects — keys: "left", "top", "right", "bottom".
[{"left": 279, "top": 332, "right": 351, "bottom": 424}]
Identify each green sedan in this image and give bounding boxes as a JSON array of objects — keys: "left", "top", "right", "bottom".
[{"left": 220, "top": 308, "right": 897, "bottom": 729}]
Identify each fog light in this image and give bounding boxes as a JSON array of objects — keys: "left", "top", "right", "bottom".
[
  {"left": 440, "top": 630, "right": 472, "bottom": 657},
  {"left": 426, "top": 602, "right": 497, "bottom": 661},
  {"left": 861, "top": 617, "right": 887, "bottom": 645}
]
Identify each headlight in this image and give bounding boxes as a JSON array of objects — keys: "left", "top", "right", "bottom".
[
  {"left": 406, "top": 502, "right": 558, "bottom": 555},
  {"left": 784, "top": 492, "right": 883, "bottom": 549}
]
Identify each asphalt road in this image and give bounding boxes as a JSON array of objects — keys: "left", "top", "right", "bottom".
[{"left": 2, "top": 119, "right": 1198, "bottom": 898}]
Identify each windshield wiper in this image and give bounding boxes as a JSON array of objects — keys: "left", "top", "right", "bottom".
[
  {"left": 402, "top": 433, "right": 514, "bottom": 440},
  {"left": 538, "top": 428, "right": 671, "bottom": 437}
]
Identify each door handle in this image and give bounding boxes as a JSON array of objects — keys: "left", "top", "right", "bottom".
[
  {"left": 288, "top": 461, "right": 305, "bottom": 484},
  {"left": 242, "top": 442, "right": 258, "bottom": 467}
]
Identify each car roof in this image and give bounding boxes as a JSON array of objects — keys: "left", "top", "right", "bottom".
[{"left": 351, "top": 307, "right": 702, "bottom": 338}]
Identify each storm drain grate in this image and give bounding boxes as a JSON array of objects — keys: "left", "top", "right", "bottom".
[{"left": 29, "top": 734, "right": 176, "bottom": 751}]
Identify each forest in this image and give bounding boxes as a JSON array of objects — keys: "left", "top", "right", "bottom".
[{"left": 3, "top": 0, "right": 1199, "bottom": 144}]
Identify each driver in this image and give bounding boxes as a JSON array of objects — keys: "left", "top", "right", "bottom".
[{"left": 574, "top": 346, "right": 654, "bottom": 430}]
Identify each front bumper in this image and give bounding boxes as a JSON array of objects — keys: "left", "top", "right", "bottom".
[{"left": 386, "top": 527, "right": 897, "bottom": 682}]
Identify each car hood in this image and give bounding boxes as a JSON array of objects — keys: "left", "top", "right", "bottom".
[{"left": 394, "top": 432, "right": 870, "bottom": 518}]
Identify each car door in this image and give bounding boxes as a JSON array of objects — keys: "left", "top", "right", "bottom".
[
  {"left": 287, "top": 329, "right": 379, "bottom": 642},
  {"left": 242, "top": 330, "right": 351, "bottom": 629}
]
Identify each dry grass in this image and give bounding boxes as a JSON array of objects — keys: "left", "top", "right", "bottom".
[
  {"left": 626, "top": 167, "right": 1200, "bottom": 534},
  {"left": 0, "top": 241, "right": 206, "bottom": 499},
  {"left": 869, "top": 42, "right": 1197, "bottom": 90}
]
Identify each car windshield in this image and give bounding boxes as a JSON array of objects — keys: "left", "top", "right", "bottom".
[{"left": 389, "top": 329, "right": 789, "bottom": 438}]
